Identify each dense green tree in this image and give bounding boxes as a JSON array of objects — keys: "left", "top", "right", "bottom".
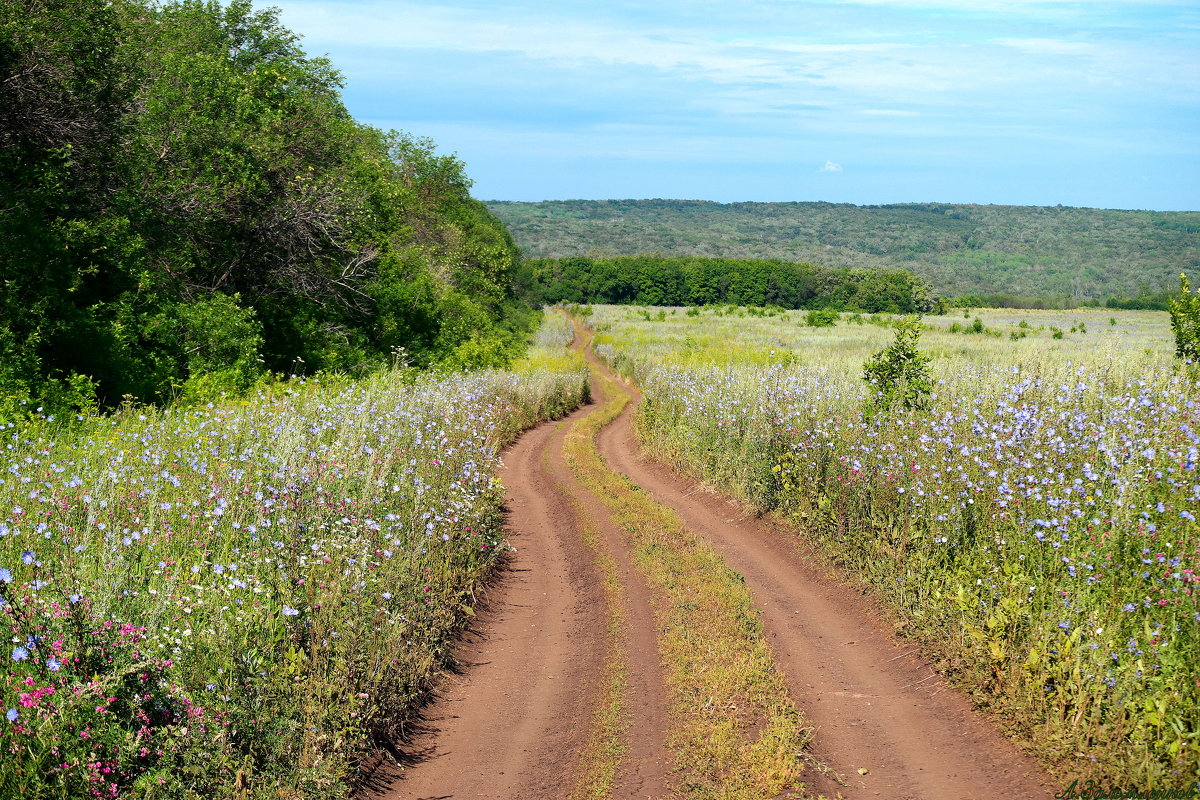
[
  {"left": 862, "top": 316, "right": 933, "bottom": 414},
  {"left": 1, "top": 0, "right": 529, "bottom": 412},
  {"left": 1169, "top": 273, "right": 1200, "bottom": 362}
]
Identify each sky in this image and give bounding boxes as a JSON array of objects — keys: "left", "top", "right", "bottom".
[{"left": 268, "top": 0, "right": 1200, "bottom": 210}]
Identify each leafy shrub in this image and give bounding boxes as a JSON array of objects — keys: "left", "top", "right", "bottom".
[
  {"left": 1168, "top": 273, "right": 1200, "bottom": 362},
  {"left": 805, "top": 308, "right": 839, "bottom": 327},
  {"left": 862, "top": 316, "right": 933, "bottom": 414}
]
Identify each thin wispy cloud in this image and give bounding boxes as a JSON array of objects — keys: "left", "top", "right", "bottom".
[
  {"left": 820, "top": 161, "right": 844, "bottom": 172},
  {"left": 272, "top": 0, "right": 1200, "bottom": 209}
]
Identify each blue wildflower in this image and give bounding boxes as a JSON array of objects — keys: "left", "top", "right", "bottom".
[
  {"left": 282, "top": 605, "right": 300, "bottom": 617},
  {"left": 0, "top": 568, "right": 10, "bottom": 584},
  {"left": 20, "top": 551, "right": 33, "bottom": 565},
  {"left": 5, "top": 709, "right": 16, "bottom": 723},
  {"left": 11, "top": 646, "right": 28, "bottom": 662},
  {"left": 46, "top": 657, "right": 61, "bottom": 672}
]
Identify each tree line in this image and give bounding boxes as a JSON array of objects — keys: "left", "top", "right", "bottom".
[
  {"left": 1, "top": 0, "right": 532, "bottom": 414},
  {"left": 491, "top": 199, "right": 1200, "bottom": 302},
  {"left": 528, "top": 256, "right": 939, "bottom": 313}
]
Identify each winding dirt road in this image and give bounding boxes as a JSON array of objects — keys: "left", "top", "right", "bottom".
[
  {"left": 595, "top": 374, "right": 1053, "bottom": 800},
  {"left": 366, "top": 366, "right": 673, "bottom": 800},
  {"left": 371, "top": 328, "right": 1057, "bottom": 800}
]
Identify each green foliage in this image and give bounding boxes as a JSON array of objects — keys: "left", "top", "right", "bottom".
[
  {"left": 527, "top": 255, "right": 936, "bottom": 313},
  {"left": 1168, "top": 273, "right": 1200, "bottom": 362},
  {"left": 490, "top": 199, "right": 1200, "bottom": 302},
  {"left": 862, "top": 316, "right": 933, "bottom": 414},
  {"left": 597, "top": 306, "right": 1192, "bottom": 782},
  {"left": 951, "top": 316, "right": 990, "bottom": 335},
  {"left": 805, "top": 308, "right": 839, "bottom": 327},
  {"left": 0, "top": 0, "right": 529, "bottom": 415}
]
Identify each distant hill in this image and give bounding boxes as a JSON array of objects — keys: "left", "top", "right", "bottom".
[{"left": 487, "top": 199, "right": 1200, "bottom": 301}]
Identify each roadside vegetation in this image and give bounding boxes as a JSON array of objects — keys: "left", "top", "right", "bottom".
[
  {"left": 0, "top": 315, "right": 588, "bottom": 799},
  {"left": 563, "top": 340, "right": 815, "bottom": 799},
  {"left": 586, "top": 303, "right": 1198, "bottom": 787}
]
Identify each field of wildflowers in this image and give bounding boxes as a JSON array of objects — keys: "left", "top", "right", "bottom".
[
  {"left": 589, "top": 304, "right": 1198, "bottom": 786},
  {"left": 0, "top": 314, "right": 588, "bottom": 799}
]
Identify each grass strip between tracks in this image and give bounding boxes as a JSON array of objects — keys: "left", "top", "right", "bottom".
[
  {"left": 551, "top": 424, "right": 631, "bottom": 800},
  {"left": 562, "top": 346, "right": 817, "bottom": 799}
]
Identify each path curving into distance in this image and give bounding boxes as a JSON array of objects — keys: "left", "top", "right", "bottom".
[
  {"left": 593, "top": 360, "right": 1055, "bottom": 800},
  {"left": 368, "top": 321, "right": 1057, "bottom": 800},
  {"left": 365, "top": 352, "right": 673, "bottom": 800}
]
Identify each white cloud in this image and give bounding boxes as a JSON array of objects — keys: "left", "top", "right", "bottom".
[
  {"left": 274, "top": 0, "right": 1199, "bottom": 110},
  {"left": 275, "top": 2, "right": 788, "bottom": 83},
  {"left": 995, "top": 38, "right": 1102, "bottom": 56},
  {"left": 820, "top": 160, "right": 843, "bottom": 172}
]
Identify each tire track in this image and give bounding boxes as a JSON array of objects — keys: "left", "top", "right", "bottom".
[
  {"left": 590, "top": 349, "right": 1057, "bottom": 800},
  {"left": 558, "top": 374, "right": 673, "bottom": 800},
  {"left": 371, "top": 369, "right": 672, "bottom": 799},
  {"left": 376, "top": 406, "right": 607, "bottom": 800}
]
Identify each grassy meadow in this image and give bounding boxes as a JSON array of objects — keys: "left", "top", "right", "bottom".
[
  {"left": 0, "top": 315, "right": 587, "bottom": 799},
  {"left": 587, "top": 303, "right": 1198, "bottom": 786}
]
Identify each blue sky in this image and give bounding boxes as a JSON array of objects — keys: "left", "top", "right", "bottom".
[{"left": 269, "top": 0, "right": 1199, "bottom": 210}]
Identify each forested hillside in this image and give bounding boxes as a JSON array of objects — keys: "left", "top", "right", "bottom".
[
  {"left": 489, "top": 199, "right": 1200, "bottom": 302},
  {"left": 1, "top": 0, "right": 532, "bottom": 414}
]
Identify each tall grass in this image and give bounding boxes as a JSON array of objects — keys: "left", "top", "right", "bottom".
[
  {"left": 589, "top": 304, "right": 1198, "bottom": 786},
  {"left": 0, "top": 323, "right": 588, "bottom": 799}
]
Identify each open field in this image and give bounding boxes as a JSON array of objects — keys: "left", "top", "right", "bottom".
[
  {"left": 7, "top": 305, "right": 1193, "bottom": 798},
  {"left": 386, "top": 316, "right": 1053, "bottom": 800},
  {"left": 593, "top": 305, "right": 1172, "bottom": 373},
  {"left": 587, "top": 304, "right": 1198, "bottom": 786},
  {"left": 0, "top": 318, "right": 588, "bottom": 799}
]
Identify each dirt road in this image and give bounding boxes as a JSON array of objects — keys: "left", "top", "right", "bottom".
[
  {"left": 374, "top": 327, "right": 1055, "bottom": 800},
  {"left": 369, "top": 368, "right": 672, "bottom": 800},
  {"left": 595, "top": 374, "right": 1053, "bottom": 800}
]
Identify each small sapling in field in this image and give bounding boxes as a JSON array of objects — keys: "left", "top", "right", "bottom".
[
  {"left": 861, "top": 315, "right": 932, "bottom": 414},
  {"left": 1169, "top": 272, "right": 1200, "bottom": 362}
]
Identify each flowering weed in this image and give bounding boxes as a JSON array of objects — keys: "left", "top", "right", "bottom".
[
  {"left": 590, "top": 304, "right": 1197, "bottom": 785},
  {"left": 0, "top": 319, "right": 587, "bottom": 798}
]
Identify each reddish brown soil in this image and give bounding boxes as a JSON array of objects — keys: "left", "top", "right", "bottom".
[
  {"left": 366, "top": 326, "right": 1059, "bottom": 800},
  {"left": 594, "top": 365, "right": 1056, "bottom": 800},
  {"left": 367, "top": 374, "right": 673, "bottom": 800},
  {"left": 553, "top": 385, "right": 674, "bottom": 800}
]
